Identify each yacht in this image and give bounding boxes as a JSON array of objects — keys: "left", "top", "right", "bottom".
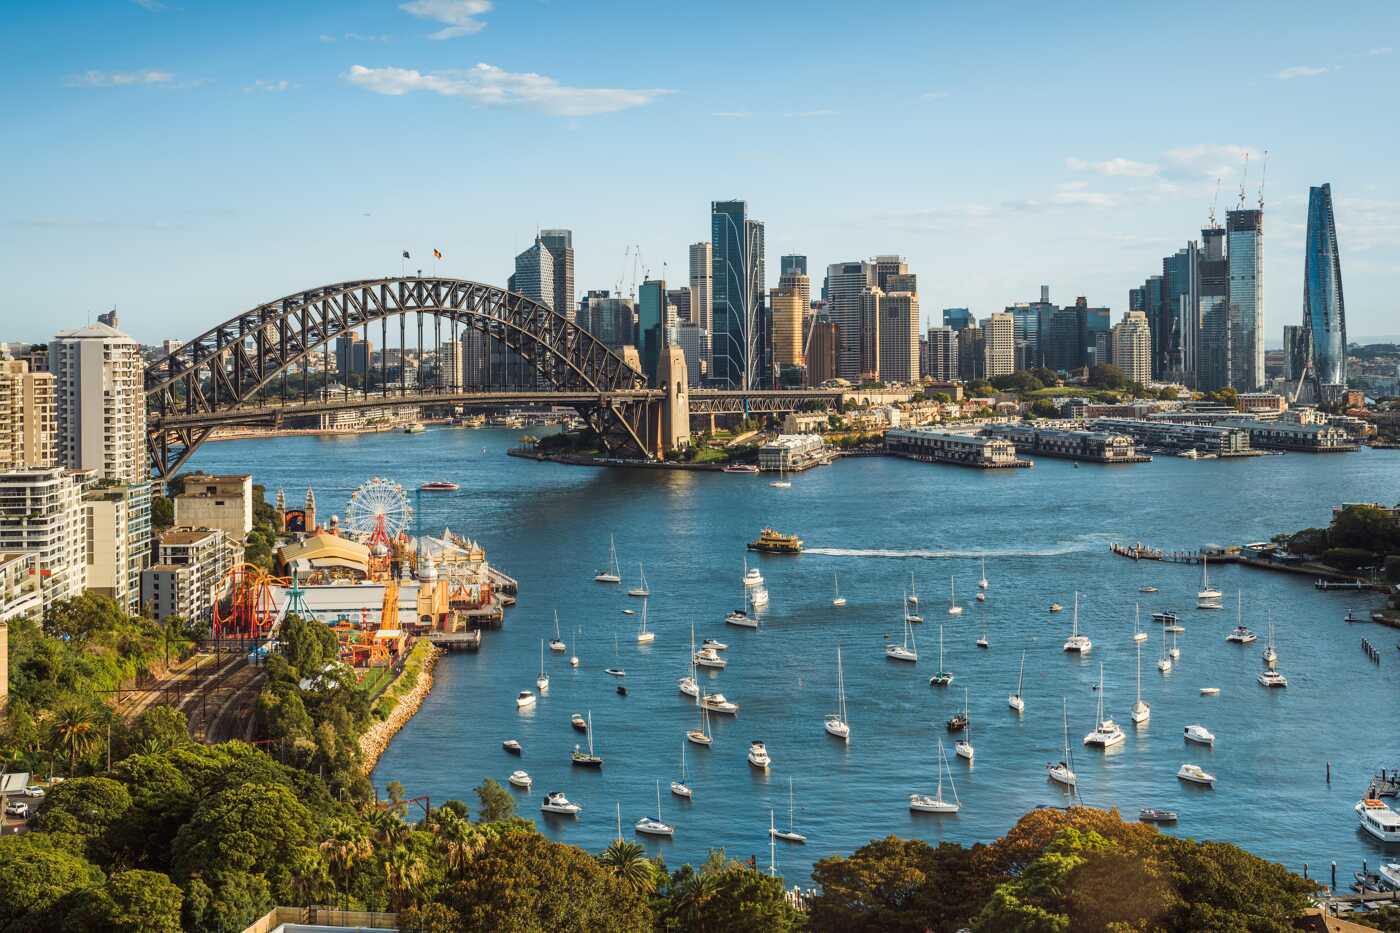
[
  {"left": 976, "top": 622, "right": 989, "bottom": 649},
  {"left": 687, "top": 689, "right": 713, "bottom": 747},
  {"left": 1355, "top": 799, "right": 1400, "bottom": 843},
  {"left": 1132, "top": 604, "right": 1148, "bottom": 643},
  {"left": 1130, "top": 641, "right": 1150, "bottom": 725},
  {"left": 1138, "top": 585, "right": 1159, "bottom": 593},
  {"left": 419, "top": 480, "right": 458, "bottom": 491},
  {"left": 1183, "top": 724, "right": 1215, "bottom": 746},
  {"left": 570, "top": 713, "right": 587, "bottom": 732},
  {"left": 1261, "top": 622, "right": 1279, "bottom": 666},
  {"left": 1226, "top": 626, "right": 1256, "bottom": 644},
  {"left": 1257, "top": 668, "right": 1288, "bottom": 688},
  {"left": 702, "top": 638, "right": 728, "bottom": 652},
  {"left": 502, "top": 739, "right": 523, "bottom": 754},
  {"left": 671, "top": 742, "right": 693, "bottom": 799},
  {"left": 824, "top": 645, "right": 851, "bottom": 740},
  {"left": 725, "top": 608, "right": 758, "bottom": 628},
  {"left": 594, "top": 534, "right": 622, "bottom": 583},
  {"left": 748, "top": 585, "right": 770, "bottom": 609},
  {"left": 508, "top": 770, "right": 533, "bottom": 789},
  {"left": 743, "top": 560, "right": 764, "bottom": 588},
  {"left": 1177, "top": 763, "right": 1216, "bottom": 786},
  {"left": 1151, "top": 610, "right": 1180, "bottom": 626},
  {"left": 678, "top": 674, "right": 698, "bottom": 697},
  {"left": 832, "top": 573, "right": 847, "bottom": 607},
  {"left": 954, "top": 693, "right": 975, "bottom": 762},
  {"left": 1083, "top": 663, "right": 1125, "bottom": 748},
  {"left": 635, "top": 781, "right": 675, "bottom": 837},
  {"left": 693, "top": 647, "right": 727, "bottom": 669},
  {"left": 549, "top": 610, "right": 567, "bottom": 653},
  {"left": 886, "top": 619, "right": 918, "bottom": 662},
  {"left": 1379, "top": 863, "right": 1400, "bottom": 892},
  {"left": 947, "top": 576, "right": 963, "bottom": 617},
  {"left": 948, "top": 686, "right": 971, "bottom": 736},
  {"left": 748, "top": 740, "right": 772, "bottom": 769},
  {"left": 515, "top": 690, "right": 536, "bottom": 710},
  {"left": 1168, "top": 630, "right": 1181, "bottom": 660},
  {"left": 770, "top": 778, "right": 807, "bottom": 842},
  {"left": 1049, "top": 602, "right": 1064, "bottom": 613},
  {"left": 636, "top": 598, "right": 655, "bottom": 645},
  {"left": 536, "top": 641, "right": 550, "bottom": 692},
  {"left": 910, "top": 739, "right": 961, "bottom": 813},
  {"left": 1199, "top": 687, "right": 1220, "bottom": 696},
  {"left": 1139, "top": 808, "right": 1178, "bottom": 823},
  {"left": 1156, "top": 626, "right": 1173, "bottom": 673},
  {"left": 723, "top": 463, "right": 760, "bottom": 474},
  {"left": 540, "top": 791, "right": 582, "bottom": 815},
  {"left": 628, "top": 563, "right": 650, "bottom": 598},
  {"left": 1047, "top": 699, "right": 1078, "bottom": 787},
  {"left": 570, "top": 711, "right": 603, "bottom": 767},
  {"left": 604, "top": 667, "right": 626, "bottom": 677},
  {"left": 1197, "top": 555, "right": 1223, "bottom": 609},
  {"left": 701, "top": 693, "right": 739, "bottom": 715},
  {"left": 1008, "top": 651, "right": 1026, "bottom": 712},
  {"left": 929, "top": 625, "right": 954, "bottom": 687},
  {"left": 1063, "top": 593, "right": 1091, "bottom": 653}
]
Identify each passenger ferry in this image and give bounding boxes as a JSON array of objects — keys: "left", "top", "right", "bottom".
[
  {"left": 722, "top": 464, "right": 760, "bottom": 474},
  {"left": 419, "top": 481, "right": 459, "bottom": 492},
  {"left": 1355, "top": 798, "right": 1400, "bottom": 843},
  {"left": 747, "top": 528, "right": 804, "bottom": 554}
]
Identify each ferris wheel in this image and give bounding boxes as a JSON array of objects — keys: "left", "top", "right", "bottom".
[{"left": 345, "top": 477, "right": 413, "bottom": 545}]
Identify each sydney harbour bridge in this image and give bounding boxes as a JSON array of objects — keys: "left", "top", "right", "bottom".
[{"left": 143, "top": 276, "right": 841, "bottom": 478}]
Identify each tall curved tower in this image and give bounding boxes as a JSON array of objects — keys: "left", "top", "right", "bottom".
[{"left": 1303, "top": 184, "right": 1347, "bottom": 388}]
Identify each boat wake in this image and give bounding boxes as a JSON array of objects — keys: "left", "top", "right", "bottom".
[{"left": 804, "top": 534, "right": 1113, "bottom": 561}]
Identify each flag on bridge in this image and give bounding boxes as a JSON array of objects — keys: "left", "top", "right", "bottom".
[
  {"left": 402, "top": 250, "right": 410, "bottom": 259},
  {"left": 433, "top": 248, "right": 442, "bottom": 260}
]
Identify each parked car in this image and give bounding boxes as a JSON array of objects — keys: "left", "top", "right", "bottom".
[
  {"left": 5, "top": 801, "right": 29, "bottom": 818},
  {"left": 22, "top": 786, "right": 43, "bottom": 798}
]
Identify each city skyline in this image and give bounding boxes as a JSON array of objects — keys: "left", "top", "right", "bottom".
[{"left": 2, "top": 1, "right": 1398, "bottom": 344}]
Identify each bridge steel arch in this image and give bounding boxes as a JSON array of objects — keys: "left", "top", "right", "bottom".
[{"left": 144, "top": 276, "right": 649, "bottom": 477}]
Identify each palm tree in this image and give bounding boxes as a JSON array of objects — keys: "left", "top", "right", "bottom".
[
  {"left": 51, "top": 705, "right": 100, "bottom": 775},
  {"left": 369, "top": 806, "right": 410, "bottom": 849},
  {"left": 320, "top": 819, "right": 373, "bottom": 910},
  {"left": 599, "top": 840, "right": 657, "bottom": 896},
  {"left": 669, "top": 868, "right": 722, "bottom": 929},
  {"left": 382, "top": 844, "right": 427, "bottom": 912},
  {"left": 432, "top": 809, "right": 484, "bottom": 879}
]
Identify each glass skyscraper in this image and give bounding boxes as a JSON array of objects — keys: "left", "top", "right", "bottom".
[
  {"left": 710, "top": 201, "right": 766, "bottom": 388},
  {"left": 1303, "top": 183, "right": 1347, "bottom": 387},
  {"left": 1226, "top": 209, "right": 1264, "bottom": 390}
]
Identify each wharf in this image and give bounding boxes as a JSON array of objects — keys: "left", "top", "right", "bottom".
[
  {"left": 426, "top": 630, "right": 482, "bottom": 652},
  {"left": 1108, "top": 543, "right": 1237, "bottom": 565},
  {"left": 888, "top": 451, "right": 1034, "bottom": 469}
]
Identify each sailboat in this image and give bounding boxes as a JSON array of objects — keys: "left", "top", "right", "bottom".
[
  {"left": 1131, "top": 640, "right": 1150, "bottom": 725},
  {"left": 636, "top": 598, "right": 655, "bottom": 645},
  {"left": 594, "top": 534, "right": 621, "bottom": 583},
  {"left": 978, "top": 559, "right": 989, "bottom": 590},
  {"left": 635, "top": 780, "right": 674, "bottom": 837},
  {"left": 1132, "top": 604, "right": 1148, "bottom": 643},
  {"left": 1262, "top": 621, "right": 1278, "bottom": 666},
  {"left": 910, "top": 738, "right": 961, "bottom": 813},
  {"left": 769, "top": 462, "right": 792, "bottom": 489},
  {"left": 1047, "top": 698, "right": 1078, "bottom": 787},
  {"left": 768, "top": 813, "right": 779, "bottom": 878},
  {"left": 832, "top": 573, "right": 847, "bottom": 607},
  {"left": 954, "top": 689, "right": 974, "bottom": 760},
  {"left": 570, "top": 626, "right": 580, "bottom": 668},
  {"left": 671, "top": 742, "right": 693, "bottom": 798},
  {"left": 570, "top": 710, "right": 603, "bottom": 767},
  {"left": 687, "top": 679, "right": 713, "bottom": 746},
  {"left": 536, "top": 640, "right": 550, "bottom": 692},
  {"left": 929, "top": 625, "right": 954, "bottom": 686},
  {"left": 770, "top": 778, "right": 807, "bottom": 842},
  {"left": 1197, "top": 554, "right": 1222, "bottom": 609},
  {"left": 905, "top": 577, "right": 924, "bottom": 623},
  {"left": 1156, "top": 625, "right": 1173, "bottom": 673},
  {"left": 976, "top": 618, "right": 989, "bottom": 649},
  {"left": 1258, "top": 623, "right": 1287, "bottom": 686},
  {"left": 678, "top": 625, "right": 699, "bottom": 696},
  {"left": 1008, "top": 650, "right": 1025, "bottom": 711},
  {"left": 947, "top": 576, "right": 963, "bottom": 616},
  {"left": 628, "top": 563, "right": 650, "bottom": 598},
  {"left": 549, "top": 610, "right": 567, "bottom": 653},
  {"left": 886, "top": 617, "right": 918, "bottom": 662},
  {"left": 1168, "top": 628, "right": 1180, "bottom": 660},
  {"left": 1077, "top": 663, "right": 1120, "bottom": 749},
  {"left": 727, "top": 565, "right": 759, "bottom": 628},
  {"left": 1063, "top": 592, "right": 1091, "bottom": 653},
  {"left": 824, "top": 645, "right": 851, "bottom": 740}
]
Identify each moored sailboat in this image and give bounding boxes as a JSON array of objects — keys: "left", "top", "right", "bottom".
[
  {"left": 1047, "top": 698, "right": 1078, "bottom": 787},
  {"left": 770, "top": 778, "right": 807, "bottom": 842},
  {"left": 910, "top": 739, "right": 961, "bottom": 813},
  {"left": 1008, "top": 650, "right": 1026, "bottom": 712},
  {"left": 594, "top": 534, "right": 621, "bottom": 583},
  {"left": 929, "top": 625, "right": 954, "bottom": 687},
  {"left": 824, "top": 645, "right": 851, "bottom": 740}
]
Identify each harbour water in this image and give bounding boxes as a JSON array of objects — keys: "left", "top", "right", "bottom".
[{"left": 189, "top": 427, "right": 1400, "bottom": 883}]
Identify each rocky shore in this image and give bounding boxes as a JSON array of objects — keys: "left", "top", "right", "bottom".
[{"left": 359, "top": 643, "right": 442, "bottom": 774}]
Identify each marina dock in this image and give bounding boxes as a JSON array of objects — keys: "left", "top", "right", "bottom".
[
  {"left": 426, "top": 630, "right": 482, "bottom": 652},
  {"left": 1108, "top": 543, "right": 1238, "bottom": 565}
]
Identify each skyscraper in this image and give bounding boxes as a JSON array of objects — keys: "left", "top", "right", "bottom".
[
  {"left": 689, "top": 242, "right": 713, "bottom": 334},
  {"left": 1303, "top": 183, "right": 1347, "bottom": 389},
  {"left": 1281, "top": 324, "right": 1306, "bottom": 382},
  {"left": 1111, "top": 311, "right": 1153, "bottom": 385},
  {"left": 513, "top": 236, "right": 556, "bottom": 312},
  {"left": 0, "top": 354, "right": 55, "bottom": 470},
  {"left": 942, "top": 308, "right": 975, "bottom": 332},
  {"left": 859, "top": 286, "right": 882, "bottom": 380},
  {"left": 638, "top": 279, "right": 669, "bottom": 385},
  {"left": 925, "top": 326, "right": 958, "bottom": 382},
  {"left": 824, "top": 261, "right": 874, "bottom": 381},
  {"left": 1196, "top": 226, "right": 1230, "bottom": 392},
  {"left": 878, "top": 290, "right": 920, "bottom": 383},
  {"left": 807, "top": 321, "right": 838, "bottom": 386},
  {"left": 983, "top": 312, "right": 1015, "bottom": 378},
  {"left": 872, "top": 255, "right": 908, "bottom": 292},
  {"left": 1161, "top": 243, "right": 1199, "bottom": 381},
  {"left": 711, "top": 201, "right": 766, "bottom": 388},
  {"left": 1226, "top": 208, "right": 1264, "bottom": 390},
  {"left": 778, "top": 256, "right": 811, "bottom": 317},
  {"left": 539, "top": 229, "right": 575, "bottom": 322},
  {"left": 770, "top": 286, "right": 805, "bottom": 374},
  {"left": 49, "top": 321, "right": 146, "bottom": 484}
]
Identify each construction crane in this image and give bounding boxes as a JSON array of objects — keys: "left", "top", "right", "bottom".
[
  {"left": 1257, "top": 149, "right": 1269, "bottom": 210},
  {"left": 1208, "top": 177, "right": 1222, "bottom": 227},
  {"left": 1236, "top": 152, "right": 1250, "bottom": 209}
]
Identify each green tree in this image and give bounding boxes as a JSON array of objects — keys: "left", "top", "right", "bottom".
[
  {"left": 108, "top": 753, "right": 196, "bottom": 871},
  {"left": 320, "top": 818, "right": 375, "bottom": 909},
  {"left": 43, "top": 592, "right": 129, "bottom": 643},
  {"left": 399, "top": 902, "right": 466, "bottom": 932},
  {"left": 181, "top": 870, "right": 274, "bottom": 933},
  {"left": 50, "top": 703, "right": 103, "bottom": 775},
  {"left": 71, "top": 869, "right": 185, "bottom": 933},
  {"left": 0, "top": 833, "right": 104, "bottom": 930},
  {"left": 657, "top": 850, "right": 803, "bottom": 932},
  {"left": 599, "top": 839, "right": 660, "bottom": 896},
  {"left": 474, "top": 777, "right": 516, "bottom": 823},
  {"left": 1086, "top": 364, "right": 1126, "bottom": 389},
  {"left": 433, "top": 808, "right": 486, "bottom": 879},
  {"left": 809, "top": 835, "right": 983, "bottom": 933},
  {"left": 32, "top": 776, "right": 132, "bottom": 853},
  {"left": 171, "top": 782, "right": 317, "bottom": 902},
  {"left": 383, "top": 843, "right": 429, "bottom": 911},
  {"left": 1029, "top": 399, "right": 1060, "bottom": 419},
  {"left": 126, "top": 705, "right": 191, "bottom": 755},
  {"left": 1208, "top": 386, "right": 1239, "bottom": 406},
  {"left": 151, "top": 494, "right": 175, "bottom": 531},
  {"left": 277, "top": 614, "right": 339, "bottom": 676}
]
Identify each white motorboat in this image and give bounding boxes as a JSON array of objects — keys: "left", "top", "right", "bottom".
[
  {"left": 621, "top": 608, "right": 635, "bottom": 615},
  {"left": 549, "top": 610, "right": 567, "bottom": 653},
  {"left": 1355, "top": 799, "right": 1400, "bottom": 843},
  {"left": 702, "top": 693, "right": 739, "bottom": 715},
  {"left": 1156, "top": 626, "right": 1173, "bottom": 673},
  {"left": 694, "top": 647, "right": 727, "bottom": 669},
  {"left": 1226, "top": 626, "right": 1256, "bottom": 644},
  {"left": 508, "top": 770, "right": 532, "bottom": 789},
  {"left": 743, "top": 560, "right": 764, "bottom": 588},
  {"left": 604, "top": 667, "right": 626, "bottom": 677},
  {"left": 1177, "top": 763, "right": 1216, "bottom": 786},
  {"left": 1381, "top": 862, "right": 1400, "bottom": 891},
  {"left": 571, "top": 712, "right": 588, "bottom": 732},
  {"left": 1257, "top": 669, "right": 1288, "bottom": 687},
  {"left": 1132, "top": 604, "right": 1148, "bottom": 643},
  {"left": 910, "top": 739, "right": 961, "bottom": 813},
  {"left": 635, "top": 781, "right": 675, "bottom": 837},
  {"left": 536, "top": 640, "right": 550, "bottom": 693},
  {"left": 748, "top": 585, "right": 770, "bottom": 609},
  {"left": 1049, "top": 602, "right": 1064, "bottom": 613},
  {"left": 1139, "top": 585, "right": 1159, "bottom": 593},
  {"left": 832, "top": 573, "right": 847, "bottom": 607},
  {"left": 824, "top": 645, "right": 851, "bottom": 740},
  {"left": 541, "top": 791, "right": 581, "bottom": 815},
  {"left": 1183, "top": 723, "right": 1215, "bottom": 746},
  {"left": 1151, "top": 610, "right": 1179, "bottom": 626},
  {"left": 595, "top": 534, "right": 622, "bottom": 583},
  {"left": 671, "top": 741, "right": 693, "bottom": 799},
  {"left": 636, "top": 598, "right": 655, "bottom": 645},
  {"left": 628, "top": 562, "right": 650, "bottom": 598},
  {"left": 570, "top": 711, "right": 604, "bottom": 767},
  {"left": 954, "top": 689, "right": 974, "bottom": 761},
  {"left": 1130, "top": 641, "right": 1150, "bottom": 725},
  {"left": 1063, "top": 592, "right": 1091, "bottom": 653},
  {"left": 702, "top": 638, "right": 728, "bottom": 651},
  {"left": 1047, "top": 698, "right": 1078, "bottom": 787},
  {"left": 976, "top": 622, "right": 989, "bottom": 649},
  {"left": 1197, "top": 554, "right": 1222, "bottom": 609},
  {"left": 1083, "top": 663, "right": 1125, "bottom": 748},
  {"left": 516, "top": 689, "right": 536, "bottom": 710},
  {"left": 886, "top": 618, "right": 918, "bottom": 662},
  {"left": 947, "top": 576, "right": 963, "bottom": 617},
  {"left": 978, "top": 558, "right": 989, "bottom": 591},
  {"left": 770, "top": 778, "right": 807, "bottom": 842},
  {"left": 725, "top": 608, "right": 758, "bottom": 628},
  {"left": 976, "top": 591, "right": 986, "bottom": 603},
  {"left": 748, "top": 740, "right": 772, "bottom": 769},
  {"left": 502, "top": 739, "right": 523, "bottom": 754},
  {"left": 1008, "top": 650, "right": 1025, "bottom": 712},
  {"left": 929, "top": 625, "right": 954, "bottom": 687},
  {"left": 1199, "top": 687, "right": 1220, "bottom": 695}
]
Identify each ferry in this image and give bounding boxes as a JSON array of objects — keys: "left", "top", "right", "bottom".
[
  {"left": 419, "top": 480, "right": 459, "bottom": 492},
  {"left": 748, "top": 528, "right": 804, "bottom": 554},
  {"left": 403, "top": 423, "right": 426, "bottom": 434},
  {"left": 722, "top": 464, "right": 760, "bottom": 474},
  {"left": 1139, "top": 808, "right": 1178, "bottom": 823},
  {"left": 1355, "top": 798, "right": 1400, "bottom": 843}
]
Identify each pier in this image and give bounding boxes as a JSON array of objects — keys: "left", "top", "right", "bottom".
[
  {"left": 426, "top": 630, "right": 482, "bottom": 652},
  {"left": 1108, "top": 543, "right": 1237, "bottom": 565}
]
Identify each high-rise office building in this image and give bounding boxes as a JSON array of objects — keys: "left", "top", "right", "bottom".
[
  {"left": 1078, "top": 302, "right": 1111, "bottom": 368},
  {"left": 689, "top": 242, "right": 713, "bottom": 334},
  {"left": 926, "top": 326, "right": 958, "bottom": 382},
  {"left": 1161, "top": 244, "right": 1199, "bottom": 381},
  {"left": 878, "top": 291, "right": 920, "bottom": 383},
  {"left": 1226, "top": 208, "right": 1264, "bottom": 390},
  {"left": 638, "top": 279, "right": 670, "bottom": 385},
  {"left": 770, "top": 286, "right": 805, "bottom": 373},
  {"left": 957, "top": 326, "right": 986, "bottom": 382},
  {"left": 674, "top": 323, "right": 709, "bottom": 387},
  {"left": 538, "top": 229, "right": 575, "bottom": 322},
  {"left": 49, "top": 321, "right": 146, "bottom": 484},
  {"left": 667, "top": 288, "right": 692, "bottom": 325},
  {"left": 807, "top": 321, "right": 838, "bottom": 386},
  {"left": 872, "top": 255, "right": 909, "bottom": 293},
  {"left": 1282, "top": 324, "right": 1306, "bottom": 383},
  {"left": 778, "top": 255, "right": 811, "bottom": 319},
  {"left": 1303, "top": 183, "right": 1347, "bottom": 389},
  {"left": 1195, "top": 226, "right": 1230, "bottom": 391},
  {"left": 579, "top": 290, "right": 638, "bottom": 352},
  {"left": 859, "top": 287, "right": 882, "bottom": 380},
  {"left": 983, "top": 312, "right": 1015, "bottom": 378},
  {"left": 1042, "top": 304, "right": 1083, "bottom": 373},
  {"left": 942, "top": 308, "right": 975, "bottom": 332},
  {"left": 824, "top": 261, "right": 874, "bottom": 380},
  {"left": 513, "top": 236, "right": 556, "bottom": 312},
  {"left": 334, "top": 333, "right": 373, "bottom": 387},
  {"left": 780, "top": 255, "right": 807, "bottom": 276},
  {"left": 711, "top": 201, "right": 766, "bottom": 388},
  {"left": 0, "top": 355, "right": 55, "bottom": 470},
  {"left": 1112, "top": 311, "right": 1153, "bottom": 386}
]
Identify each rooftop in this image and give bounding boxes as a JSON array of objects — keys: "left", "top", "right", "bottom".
[{"left": 159, "top": 527, "right": 224, "bottom": 546}]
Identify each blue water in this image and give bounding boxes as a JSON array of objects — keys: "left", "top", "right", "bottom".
[{"left": 189, "top": 427, "right": 1400, "bottom": 884}]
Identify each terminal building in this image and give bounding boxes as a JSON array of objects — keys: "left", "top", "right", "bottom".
[
  {"left": 1219, "top": 418, "right": 1357, "bottom": 452},
  {"left": 1090, "top": 418, "right": 1256, "bottom": 457},
  {"left": 982, "top": 424, "right": 1149, "bottom": 463},
  {"left": 885, "top": 427, "right": 1031, "bottom": 468},
  {"left": 757, "top": 434, "right": 827, "bottom": 471}
]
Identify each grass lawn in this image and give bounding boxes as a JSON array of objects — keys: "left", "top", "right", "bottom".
[
  {"left": 691, "top": 447, "right": 728, "bottom": 463},
  {"left": 359, "top": 665, "right": 396, "bottom": 699}
]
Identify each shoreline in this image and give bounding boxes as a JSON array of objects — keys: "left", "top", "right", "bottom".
[{"left": 360, "top": 643, "right": 442, "bottom": 774}]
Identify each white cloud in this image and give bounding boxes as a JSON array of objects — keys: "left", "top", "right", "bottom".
[
  {"left": 1367, "top": 47, "right": 1392, "bottom": 56},
  {"left": 245, "top": 79, "right": 293, "bottom": 93},
  {"left": 399, "top": 0, "right": 491, "bottom": 39},
  {"left": 66, "top": 69, "right": 174, "bottom": 87},
  {"left": 131, "top": 0, "right": 165, "bottom": 10},
  {"left": 345, "top": 63, "right": 672, "bottom": 117},
  {"left": 1162, "top": 143, "right": 1259, "bottom": 180},
  {"left": 921, "top": 90, "right": 950, "bottom": 100},
  {"left": 1276, "top": 65, "right": 1329, "bottom": 79},
  {"left": 1052, "top": 181, "right": 1115, "bottom": 208},
  {"left": 1065, "top": 156, "right": 1159, "bottom": 177}
]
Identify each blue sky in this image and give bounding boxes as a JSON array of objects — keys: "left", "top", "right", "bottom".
[{"left": 2, "top": 0, "right": 1397, "bottom": 344}]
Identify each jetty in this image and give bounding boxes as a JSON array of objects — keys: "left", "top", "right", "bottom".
[
  {"left": 426, "top": 629, "right": 482, "bottom": 652},
  {"left": 1109, "top": 543, "right": 1236, "bottom": 565}
]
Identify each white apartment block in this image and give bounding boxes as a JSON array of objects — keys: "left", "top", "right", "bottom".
[
  {"left": 0, "top": 552, "right": 43, "bottom": 623},
  {"left": 49, "top": 322, "right": 146, "bottom": 484},
  {"left": 0, "top": 468, "right": 86, "bottom": 613},
  {"left": 174, "top": 474, "right": 253, "bottom": 540},
  {"left": 84, "top": 481, "right": 152, "bottom": 613},
  {"left": 0, "top": 356, "right": 56, "bottom": 470}
]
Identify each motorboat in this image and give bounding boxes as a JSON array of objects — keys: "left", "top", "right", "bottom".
[
  {"left": 824, "top": 645, "right": 851, "bottom": 740},
  {"left": 508, "top": 770, "right": 532, "bottom": 789},
  {"left": 616, "top": 685, "right": 628, "bottom": 696},
  {"left": 594, "top": 534, "right": 622, "bottom": 583},
  {"left": 949, "top": 688, "right": 972, "bottom": 742},
  {"left": 748, "top": 740, "right": 772, "bottom": 769},
  {"left": 1138, "top": 586, "right": 1159, "bottom": 593},
  {"left": 502, "top": 739, "right": 523, "bottom": 754},
  {"left": 1183, "top": 724, "right": 1215, "bottom": 746},
  {"left": 1049, "top": 602, "right": 1064, "bottom": 613},
  {"left": 703, "top": 638, "right": 728, "bottom": 652},
  {"left": 726, "top": 608, "right": 758, "bottom": 628},
  {"left": 976, "top": 630, "right": 989, "bottom": 649},
  {"left": 515, "top": 690, "right": 536, "bottom": 710},
  {"left": 403, "top": 423, "right": 426, "bottom": 434},
  {"left": 930, "top": 624, "right": 954, "bottom": 687},
  {"left": 702, "top": 693, "right": 739, "bottom": 715},
  {"left": 541, "top": 792, "right": 581, "bottom": 815},
  {"left": 570, "top": 711, "right": 603, "bottom": 767},
  {"left": 1130, "top": 642, "right": 1150, "bottom": 725},
  {"left": 635, "top": 781, "right": 675, "bottom": 837},
  {"left": 1063, "top": 593, "right": 1091, "bottom": 653},
  {"left": 946, "top": 576, "right": 962, "bottom": 617},
  {"left": 1150, "top": 611, "right": 1179, "bottom": 626},
  {"left": 743, "top": 562, "right": 765, "bottom": 588},
  {"left": 976, "top": 591, "right": 986, "bottom": 603},
  {"left": 1083, "top": 663, "right": 1125, "bottom": 748},
  {"left": 886, "top": 619, "right": 918, "bottom": 662},
  {"left": 1197, "top": 555, "right": 1223, "bottom": 609},
  {"left": 1047, "top": 699, "right": 1078, "bottom": 788},
  {"left": 722, "top": 463, "right": 759, "bottom": 474},
  {"left": 419, "top": 480, "right": 458, "bottom": 491},
  {"left": 1356, "top": 799, "right": 1400, "bottom": 843},
  {"left": 1177, "top": 763, "right": 1216, "bottom": 786},
  {"left": 1199, "top": 687, "right": 1220, "bottom": 696},
  {"left": 832, "top": 573, "right": 847, "bottom": 607},
  {"left": 1257, "top": 669, "right": 1288, "bottom": 687},
  {"left": 1378, "top": 863, "right": 1400, "bottom": 891},
  {"left": 621, "top": 609, "right": 635, "bottom": 615},
  {"left": 694, "top": 647, "right": 727, "bottom": 669},
  {"left": 549, "top": 610, "right": 567, "bottom": 653},
  {"left": 570, "top": 713, "right": 587, "bottom": 732},
  {"left": 748, "top": 586, "right": 770, "bottom": 609},
  {"left": 770, "top": 778, "right": 807, "bottom": 842},
  {"left": 536, "top": 641, "right": 550, "bottom": 693},
  {"left": 604, "top": 667, "right": 626, "bottom": 677},
  {"left": 636, "top": 598, "right": 655, "bottom": 645},
  {"left": 628, "top": 562, "right": 650, "bottom": 598},
  {"left": 1139, "top": 808, "right": 1178, "bottom": 823},
  {"left": 1226, "top": 626, "right": 1256, "bottom": 644},
  {"left": 1008, "top": 651, "right": 1026, "bottom": 712},
  {"left": 910, "top": 739, "right": 961, "bottom": 813}
]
